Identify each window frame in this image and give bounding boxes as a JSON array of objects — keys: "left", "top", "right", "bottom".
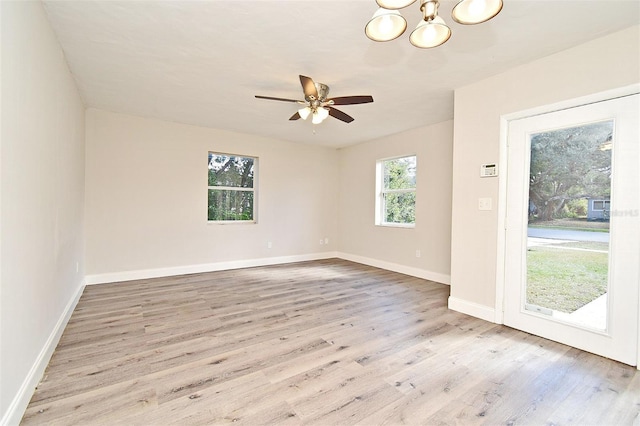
[
  {"left": 207, "top": 151, "right": 258, "bottom": 224},
  {"left": 375, "top": 154, "right": 417, "bottom": 228},
  {"left": 592, "top": 200, "right": 610, "bottom": 211}
]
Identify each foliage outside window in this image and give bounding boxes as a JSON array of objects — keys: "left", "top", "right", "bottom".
[
  {"left": 208, "top": 152, "right": 257, "bottom": 222},
  {"left": 528, "top": 120, "right": 613, "bottom": 222},
  {"left": 376, "top": 155, "right": 416, "bottom": 227}
]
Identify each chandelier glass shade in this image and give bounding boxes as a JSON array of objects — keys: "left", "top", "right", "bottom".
[
  {"left": 365, "top": 0, "right": 502, "bottom": 48},
  {"left": 375, "top": 0, "right": 417, "bottom": 10},
  {"left": 364, "top": 8, "right": 407, "bottom": 41},
  {"left": 410, "top": 15, "right": 451, "bottom": 48},
  {"left": 452, "top": 0, "right": 503, "bottom": 24}
]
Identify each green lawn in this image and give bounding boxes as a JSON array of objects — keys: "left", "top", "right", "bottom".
[
  {"left": 526, "top": 245, "right": 609, "bottom": 313},
  {"left": 529, "top": 218, "right": 609, "bottom": 232},
  {"left": 555, "top": 241, "right": 609, "bottom": 251}
]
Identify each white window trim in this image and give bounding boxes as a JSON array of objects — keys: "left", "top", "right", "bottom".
[
  {"left": 206, "top": 187, "right": 257, "bottom": 225},
  {"left": 207, "top": 152, "right": 258, "bottom": 224},
  {"left": 375, "top": 155, "right": 417, "bottom": 228}
]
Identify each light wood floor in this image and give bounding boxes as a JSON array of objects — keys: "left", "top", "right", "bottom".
[{"left": 22, "top": 259, "right": 640, "bottom": 425}]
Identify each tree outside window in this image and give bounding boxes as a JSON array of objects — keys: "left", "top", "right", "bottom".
[
  {"left": 529, "top": 120, "right": 612, "bottom": 223},
  {"left": 376, "top": 155, "right": 416, "bottom": 226},
  {"left": 208, "top": 152, "right": 257, "bottom": 222}
]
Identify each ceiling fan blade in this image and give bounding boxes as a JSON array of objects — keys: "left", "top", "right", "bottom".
[
  {"left": 327, "top": 95, "right": 374, "bottom": 105},
  {"left": 289, "top": 112, "right": 301, "bottom": 121},
  {"left": 327, "top": 106, "right": 354, "bottom": 123},
  {"left": 255, "top": 95, "right": 300, "bottom": 103},
  {"left": 300, "top": 75, "right": 318, "bottom": 100}
]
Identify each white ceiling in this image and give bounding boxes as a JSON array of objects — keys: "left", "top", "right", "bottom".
[{"left": 42, "top": 0, "right": 640, "bottom": 148}]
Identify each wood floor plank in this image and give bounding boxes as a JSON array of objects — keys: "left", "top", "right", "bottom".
[
  {"left": 21, "top": 259, "right": 640, "bottom": 425},
  {"left": 125, "top": 371, "right": 277, "bottom": 425},
  {"left": 291, "top": 367, "right": 404, "bottom": 425},
  {"left": 21, "top": 378, "right": 158, "bottom": 425}
]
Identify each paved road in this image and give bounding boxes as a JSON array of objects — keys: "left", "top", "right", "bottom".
[{"left": 528, "top": 227, "right": 609, "bottom": 243}]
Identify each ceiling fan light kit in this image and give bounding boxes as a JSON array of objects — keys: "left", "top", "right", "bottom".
[
  {"left": 366, "top": 0, "right": 503, "bottom": 48},
  {"left": 298, "top": 106, "right": 312, "bottom": 120},
  {"left": 311, "top": 107, "right": 330, "bottom": 124},
  {"left": 255, "top": 75, "right": 374, "bottom": 126}
]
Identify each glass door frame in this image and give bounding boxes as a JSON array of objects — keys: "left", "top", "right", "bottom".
[{"left": 495, "top": 84, "right": 640, "bottom": 368}]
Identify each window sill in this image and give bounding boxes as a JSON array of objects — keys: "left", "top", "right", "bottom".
[
  {"left": 208, "top": 220, "right": 257, "bottom": 225},
  {"left": 376, "top": 223, "right": 415, "bottom": 229}
]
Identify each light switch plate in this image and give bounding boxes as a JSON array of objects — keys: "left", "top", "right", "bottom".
[{"left": 479, "top": 197, "right": 492, "bottom": 211}]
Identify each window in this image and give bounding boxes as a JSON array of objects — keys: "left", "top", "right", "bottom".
[
  {"left": 592, "top": 200, "right": 610, "bottom": 211},
  {"left": 376, "top": 155, "right": 416, "bottom": 227},
  {"left": 208, "top": 152, "right": 257, "bottom": 222}
]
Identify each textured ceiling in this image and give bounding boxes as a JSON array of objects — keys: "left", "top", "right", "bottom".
[{"left": 42, "top": 0, "right": 640, "bottom": 148}]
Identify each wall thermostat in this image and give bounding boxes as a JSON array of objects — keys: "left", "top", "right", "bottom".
[{"left": 480, "top": 163, "right": 498, "bottom": 177}]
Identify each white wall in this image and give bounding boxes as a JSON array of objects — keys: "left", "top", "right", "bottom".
[
  {"left": 84, "top": 109, "right": 338, "bottom": 280},
  {"left": 84, "top": 110, "right": 453, "bottom": 284},
  {"left": 337, "top": 121, "right": 453, "bottom": 284},
  {"left": 5, "top": 10, "right": 635, "bottom": 424},
  {"left": 450, "top": 26, "right": 640, "bottom": 320},
  {"left": 1, "top": 1, "right": 86, "bottom": 423}
]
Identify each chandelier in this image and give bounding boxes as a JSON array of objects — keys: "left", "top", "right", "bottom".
[{"left": 365, "top": 0, "right": 503, "bottom": 48}]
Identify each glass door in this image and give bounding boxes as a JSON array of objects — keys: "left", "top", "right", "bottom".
[{"left": 504, "top": 94, "right": 639, "bottom": 366}]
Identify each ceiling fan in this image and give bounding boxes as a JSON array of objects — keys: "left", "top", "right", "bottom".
[{"left": 255, "top": 75, "right": 374, "bottom": 124}]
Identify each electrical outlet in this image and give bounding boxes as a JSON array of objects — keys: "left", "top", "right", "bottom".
[
  {"left": 324, "top": 237, "right": 329, "bottom": 245},
  {"left": 415, "top": 250, "right": 421, "bottom": 258},
  {"left": 479, "top": 197, "right": 492, "bottom": 211},
  {"left": 267, "top": 241, "right": 272, "bottom": 249}
]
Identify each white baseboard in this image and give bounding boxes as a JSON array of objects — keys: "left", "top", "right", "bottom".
[
  {"left": 448, "top": 296, "right": 496, "bottom": 323},
  {"left": 85, "top": 252, "right": 452, "bottom": 287},
  {"left": 85, "top": 252, "right": 340, "bottom": 285},
  {"left": 1, "top": 280, "right": 85, "bottom": 426},
  {"left": 5, "top": 253, "right": 451, "bottom": 424},
  {"left": 336, "top": 252, "right": 451, "bottom": 285}
]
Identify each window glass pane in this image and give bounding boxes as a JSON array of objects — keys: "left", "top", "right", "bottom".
[
  {"left": 383, "top": 156, "right": 416, "bottom": 190},
  {"left": 208, "top": 189, "right": 254, "bottom": 221},
  {"left": 592, "top": 200, "right": 610, "bottom": 211},
  {"left": 526, "top": 120, "right": 612, "bottom": 330},
  {"left": 208, "top": 153, "right": 254, "bottom": 188},
  {"left": 384, "top": 192, "right": 416, "bottom": 224}
]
